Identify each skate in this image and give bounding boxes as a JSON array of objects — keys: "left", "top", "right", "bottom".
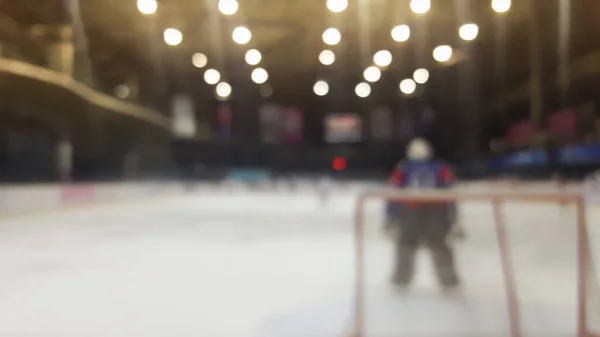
[
  {"left": 449, "top": 222, "right": 466, "bottom": 241},
  {"left": 437, "top": 266, "right": 460, "bottom": 289},
  {"left": 391, "top": 270, "right": 412, "bottom": 287},
  {"left": 432, "top": 250, "right": 460, "bottom": 289}
]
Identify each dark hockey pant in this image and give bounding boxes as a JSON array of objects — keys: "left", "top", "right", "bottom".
[{"left": 392, "top": 204, "right": 459, "bottom": 287}]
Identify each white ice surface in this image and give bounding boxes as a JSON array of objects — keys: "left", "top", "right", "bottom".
[{"left": 0, "top": 190, "right": 598, "bottom": 337}]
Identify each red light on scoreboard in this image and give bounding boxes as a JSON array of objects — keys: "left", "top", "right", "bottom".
[{"left": 332, "top": 157, "right": 347, "bottom": 171}]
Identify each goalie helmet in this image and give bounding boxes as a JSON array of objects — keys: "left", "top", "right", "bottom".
[{"left": 406, "top": 138, "right": 433, "bottom": 161}]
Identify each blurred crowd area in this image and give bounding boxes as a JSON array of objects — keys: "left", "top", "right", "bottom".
[{"left": 0, "top": 1, "right": 599, "bottom": 184}]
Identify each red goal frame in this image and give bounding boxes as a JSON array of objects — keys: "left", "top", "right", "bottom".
[{"left": 352, "top": 189, "right": 597, "bottom": 337}]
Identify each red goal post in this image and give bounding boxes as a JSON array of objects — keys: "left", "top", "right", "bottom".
[{"left": 351, "top": 189, "right": 597, "bottom": 337}]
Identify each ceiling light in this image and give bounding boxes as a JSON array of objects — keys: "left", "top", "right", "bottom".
[
  {"left": 492, "top": 0, "right": 511, "bottom": 13},
  {"left": 373, "top": 50, "right": 392, "bottom": 67},
  {"left": 137, "top": 0, "right": 157, "bottom": 15},
  {"left": 410, "top": 0, "right": 430, "bottom": 14},
  {"left": 204, "top": 68, "right": 221, "bottom": 85},
  {"left": 319, "top": 50, "right": 335, "bottom": 65},
  {"left": 218, "top": 0, "right": 238, "bottom": 15},
  {"left": 400, "top": 79, "right": 417, "bottom": 95},
  {"left": 313, "top": 80, "right": 329, "bottom": 96},
  {"left": 251, "top": 68, "right": 268, "bottom": 84},
  {"left": 433, "top": 45, "right": 453, "bottom": 62},
  {"left": 232, "top": 26, "right": 251, "bottom": 45},
  {"left": 413, "top": 68, "right": 429, "bottom": 84},
  {"left": 459, "top": 23, "right": 479, "bottom": 41},
  {"left": 355, "top": 82, "right": 371, "bottom": 98},
  {"left": 327, "top": 0, "right": 348, "bottom": 13},
  {"left": 322, "top": 28, "right": 341, "bottom": 45},
  {"left": 363, "top": 66, "right": 381, "bottom": 82},
  {"left": 391, "top": 25, "right": 410, "bottom": 42},
  {"left": 192, "top": 53, "right": 207, "bottom": 68},
  {"left": 245, "top": 49, "right": 262, "bottom": 65},
  {"left": 216, "top": 82, "right": 232, "bottom": 99},
  {"left": 164, "top": 28, "right": 183, "bottom": 46}
]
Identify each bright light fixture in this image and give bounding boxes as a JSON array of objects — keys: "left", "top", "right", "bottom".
[
  {"left": 400, "top": 79, "right": 417, "bottom": 95},
  {"left": 391, "top": 24, "right": 410, "bottom": 42},
  {"left": 319, "top": 50, "right": 335, "bottom": 65},
  {"left": 355, "top": 82, "right": 371, "bottom": 98},
  {"left": 251, "top": 68, "right": 268, "bottom": 84},
  {"left": 410, "top": 0, "right": 430, "bottom": 14},
  {"left": 363, "top": 66, "right": 381, "bottom": 82},
  {"left": 459, "top": 23, "right": 479, "bottom": 41},
  {"left": 492, "top": 0, "right": 511, "bottom": 13},
  {"left": 433, "top": 45, "right": 453, "bottom": 62},
  {"left": 245, "top": 49, "right": 262, "bottom": 65},
  {"left": 192, "top": 53, "right": 207, "bottom": 68},
  {"left": 322, "top": 28, "right": 341, "bottom": 45},
  {"left": 164, "top": 28, "right": 183, "bottom": 46},
  {"left": 373, "top": 50, "right": 392, "bottom": 67},
  {"left": 327, "top": 0, "right": 348, "bottom": 13},
  {"left": 204, "top": 68, "right": 221, "bottom": 85},
  {"left": 232, "top": 26, "right": 252, "bottom": 45},
  {"left": 137, "top": 0, "right": 157, "bottom": 15},
  {"left": 413, "top": 68, "right": 429, "bottom": 84},
  {"left": 216, "top": 82, "right": 232, "bottom": 99},
  {"left": 218, "top": 0, "right": 238, "bottom": 15},
  {"left": 313, "top": 80, "right": 329, "bottom": 96}
]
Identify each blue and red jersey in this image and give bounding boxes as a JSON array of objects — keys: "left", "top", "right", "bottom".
[
  {"left": 389, "top": 160, "right": 454, "bottom": 189},
  {"left": 386, "top": 160, "right": 456, "bottom": 217}
]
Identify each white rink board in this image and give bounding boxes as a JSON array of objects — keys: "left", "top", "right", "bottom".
[{"left": 0, "top": 184, "right": 597, "bottom": 337}]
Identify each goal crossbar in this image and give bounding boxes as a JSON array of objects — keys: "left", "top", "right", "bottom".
[{"left": 352, "top": 188, "right": 594, "bottom": 337}]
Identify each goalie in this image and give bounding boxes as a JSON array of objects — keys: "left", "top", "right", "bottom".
[{"left": 385, "top": 138, "right": 460, "bottom": 288}]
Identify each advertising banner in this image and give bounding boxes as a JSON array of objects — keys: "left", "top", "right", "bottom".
[
  {"left": 171, "top": 94, "right": 196, "bottom": 138},
  {"left": 61, "top": 185, "right": 95, "bottom": 205},
  {"left": 217, "top": 105, "right": 232, "bottom": 141},
  {"left": 259, "top": 104, "right": 282, "bottom": 144},
  {"left": 282, "top": 106, "right": 303, "bottom": 142},
  {"left": 325, "top": 113, "right": 362, "bottom": 143},
  {"left": 558, "top": 143, "right": 600, "bottom": 164},
  {"left": 547, "top": 108, "right": 577, "bottom": 138},
  {"left": 507, "top": 120, "right": 534, "bottom": 145},
  {"left": 488, "top": 149, "right": 548, "bottom": 169},
  {"left": 371, "top": 107, "right": 392, "bottom": 141}
]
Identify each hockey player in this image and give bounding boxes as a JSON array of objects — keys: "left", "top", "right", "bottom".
[{"left": 385, "top": 138, "right": 460, "bottom": 288}]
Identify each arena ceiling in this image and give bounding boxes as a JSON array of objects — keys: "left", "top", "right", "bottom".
[{"left": 3, "top": 0, "right": 600, "bottom": 124}]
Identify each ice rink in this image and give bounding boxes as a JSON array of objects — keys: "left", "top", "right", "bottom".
[{"left": 0, "top": 187, "right": 598, "bottom": 337}]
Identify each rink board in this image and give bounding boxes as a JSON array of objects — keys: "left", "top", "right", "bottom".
[{"left": 0, "top": 184, "right": 597, "bottom": 336}]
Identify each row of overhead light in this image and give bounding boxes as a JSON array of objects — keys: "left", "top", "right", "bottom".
[
  {"left": 325, "top": 0, "right": 511, "bottom": 14},
  {"left": 318, "top": 23, "right": 474, "bottom": 67},
  {"left": 135, "top": 0, "right": 270, "bottom": 100},
  {"left": 314, "top": 0, "right": 509, "bottom": 98},
  {"left": 216, "top": 0, "right": 271, "bottom": 99},
  {"left": 133, "top": 0, "right": 511, "bottom": 101},
  {"left": 313, "top": 68, "right": 428, "bottom": 98}
]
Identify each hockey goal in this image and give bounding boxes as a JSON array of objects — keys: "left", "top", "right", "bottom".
[{"left": 350, "top": 188, "right": 600, "bottom": 337}]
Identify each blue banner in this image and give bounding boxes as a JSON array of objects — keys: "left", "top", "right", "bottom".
[
  {"left": 489, "top": 149, "right": 548, "bottom": 169},
  {"left": 226, "top": 169, "right": 271, "bottom": 182},
  {"left": 558, "top": 143, "right": 600, "bottom": 164}
]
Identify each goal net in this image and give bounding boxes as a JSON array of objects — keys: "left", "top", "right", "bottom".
[{"left": 349, "top": 188, "right": 600, "bottom": 337}]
